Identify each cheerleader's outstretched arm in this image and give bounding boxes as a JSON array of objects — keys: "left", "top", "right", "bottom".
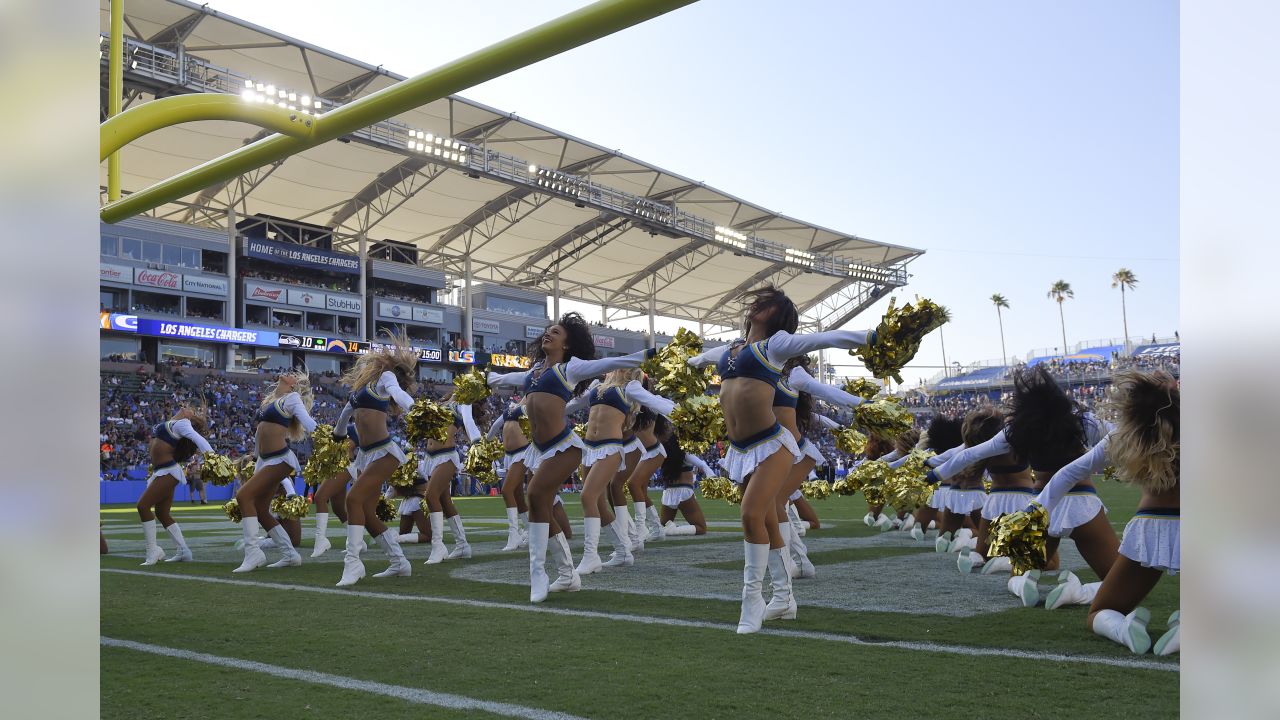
[{"left": 1032, "top": 437, "right": 1109, "bottom": 512}]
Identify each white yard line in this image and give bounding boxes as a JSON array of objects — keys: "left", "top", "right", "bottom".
[
  {"left": 102, "top": 637, "right": 587, "bottom": 720},
  {"left": 102, "top": 568, "right": 1177, "bottom": 673}
]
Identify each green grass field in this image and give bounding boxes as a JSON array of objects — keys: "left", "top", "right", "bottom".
[{"left": 101, "top": 483, "right": 1178, "bottom": 719}]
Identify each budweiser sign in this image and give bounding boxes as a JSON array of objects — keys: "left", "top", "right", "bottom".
[
  {"left": 251, "top": 286, "right": 283, "bottom": 301},
  {"left": 133, "top": 268, "right": 181, "bottom": 289}
]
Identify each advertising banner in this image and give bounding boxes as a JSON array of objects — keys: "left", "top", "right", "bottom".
[
  {"left": 378, "top": 301, "right": 410, "bottom": 320},
  {"left": 244, "top": 237, "right": 360, "bottom": 275},
  {"left": 593, "top": 335, "right": 616, "bottom": 349},
  {"left": 100, "top": 263, "right": 133, "bottom": 284},
  {"left": 135, "top": 319, "right": 278, "bottom": 347},
  {"left": 287, "top": 288, "right": 328, "bottom": 308},
  {"left": 244, "top": 280, "right": 287, "bottom": 305},
  {"left": 326, "top": 294, "right": 363, "bottom": 314},
  {"left": 525, "top": 324, "right": 545, "bottom": 339},
  {"left": 472, "top": 318, "right": 501, "bottom": 334},
  {"left": 448, "top": 349, "right": 476, "bottom": 365},
  {"left": 100, "top": 312, "right": 138, "bottom": 332},
  {"left": 490, "top": 353, "right": 532, "bottom": 369},
  {"left": 412, "top": 307, "right": 445, "bottom": 325},
  {"left": 133, "top": 268, "right": 182, "bottom": 290},
  {"left": 182, "top": 275, "right": 229, "bottom": 296}
]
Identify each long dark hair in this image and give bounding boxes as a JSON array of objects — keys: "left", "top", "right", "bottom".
[
  {"left": 529, "top": 312, "right": 597, "bottom": 394},
  {"left": 740, "top": 285, "right": 798, "bottom": 339},
  {"left": 659, "top": 434, "right": 686, "bottom": 485},
  {"left": 1004, "top": 365, "right": 1086, "bottom": 470},
  {"left": 925, "top": 415, "right": 964, "bottom": 453}
]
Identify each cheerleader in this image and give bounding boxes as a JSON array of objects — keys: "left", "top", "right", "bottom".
[
  {"left": 390, "top": 480, "right": 432, "bottom": 546},
  {"left": 310, "top": 422, "right": 360, "bottom": 558},
  {"left": 490, "top": 400, "right": 531, "bottom": 551},
  {"left": 233, "top": 372, "right": 317, "bottom": 573},
  {"left": 927, "top": 366, "right": 1119, "bottom": 606},
  {"left": 608, "top": 430, "right": 643, "bottom": 561},
  {"left": 1033, "top": 370, "right": 1179, "bottom": 654},
  {"left": 656, "top": 435, "right": 710, "bottom": 535},
  {"left": 626, "top": 383, "right": 670, "bottom": 545},
  {"left": 333, "top": 336, "right": 418, "bottom": 586},
  {"left": 576, "top": 372, "right": 674, "bottom": 575},
  {"left": 771, "top": 360, "right": 818, "bottom": 579},
  {"left": 909, "top": 416, "right": 965, "bottom": 541},
  {"left": 136, "top": 405, "right": 212, "bottom": 565},
  {"left": 955, "top": 407, "right": 1034, "bottom": 574},
  {"left": 419, "top": 401, "right": 482, "bottom": 564},
  {"left": 687, "top": 286, "right": 877, "bottom": 633},
  {"left": 488, "top": 313, "right": 655, "bottom": 603}
]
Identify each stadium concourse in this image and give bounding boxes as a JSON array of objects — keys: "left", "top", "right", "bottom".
[{"left": 99, "top": 2, "right": 1178, "bottom": 718}]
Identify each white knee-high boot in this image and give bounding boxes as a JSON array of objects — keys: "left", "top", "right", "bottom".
[
  {"left": 373, "top": 529, "right": 411, "bottom": 577},
  {"left": 233, "top": 517, "right": 267, "bottom": 573},
  {"left": 788, "top": 518, "right": 815, "bottom": 578},
  {"left": 266, "top": 524, "right": 301, "bottom": 567},
  {"left": 163, "top": 522, "right": 191, "bottom": 562},
  {"left": 446, "top": 514, "right": 471, "bottom": 559},
  {"left": 311, "top": 512, "right": 331, "bottom": 557},
  {"left": 602, "top": 516, "right": 634, "bottom": 567},
  {"left": 737, "top": 542, "right": 770, "bottom": 634},
  {"left": 1046, "top": 572, "right": 1100, "bottom": 610},
  {"left": 646, "top": 504, "right": 663, "bottom": 540},
  {"left": 140, "top": 519, "right": 165, "bottom": 566},
  {"left": 396, "top": 533, "right": 422, "bottom": 543},
  {"left": 502, "top": 507, "right": 522, "bottom": 551},
  {"left": 778, "top": 527, "right": 799, "bottom": 579},
  {"left": 577, "top": 517, "right": 603, "bottom": 575},
  {"left": 1092, "top": 608, "right": 1152, "bottom": 654},
  {"left": 425, "top": 512, "right": 447, "bottom": 564},
  {"left": 633, "top": 501, "right": 648, "bottom": 548},
  {"left": 1008, "top": 570, "right": 1042, "bottom": 607},
  {"left": 548, "top": 533, "right": 581, "bottom": 593},
  {"left": 764, "top": 547, "right": 798, "bottom": 621},
  {"left": 527, "top": 522, "right": 551, "bottom": 603},
  {"left": 336, "top": 523, "right": 366, "bottom": 587},
  {"left": 663, "top": 523, "right": 698, "bottom": 536}
]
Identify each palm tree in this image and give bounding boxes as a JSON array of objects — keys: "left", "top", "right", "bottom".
[
  {"left": 990, "top": 294, "right": 1010, "bottom": 366},
  {"left": 1047, "top": 280, "right": 1074, "bottom": 356},
  {"left": 1111, "top": 268, "right": 1138, "bottom": 350}
]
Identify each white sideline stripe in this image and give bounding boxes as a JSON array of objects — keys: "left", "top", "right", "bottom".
[
  {"left": 103, "top": 569, "right": 1177, "bottom": 672},
  {"left": 101, "top": 636, "right": 588, "bottom": 720}
]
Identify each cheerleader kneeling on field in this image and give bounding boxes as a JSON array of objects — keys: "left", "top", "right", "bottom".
[
  {"left": 954, "top": 407, "right": 1035, "bottom": 574},
  {"left": 310, "top": 422, "right": 361, "bottom": 558},
  {"left": 234, "top": 372, "right": 317, "bottom": 573},
  {"left": 1034, "top": 370, "right": 1180, "bottom": 654},
  {"left": 137, "top": 405, "right": 212, "bottom": 565},
  {"left": 656, "top": 434, "right": 711, "bottom": 536}
]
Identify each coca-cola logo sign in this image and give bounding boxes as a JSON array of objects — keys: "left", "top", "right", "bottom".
[{"left": 134, "top": 268, "right": 181, "bottom": 289}]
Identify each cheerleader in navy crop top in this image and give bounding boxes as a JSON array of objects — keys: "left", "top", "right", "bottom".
[
  {"left": 418, "top": 398, "right": 482, "bottom": 565},
  {"left": 489, "top": 400, "right": 532, "bottom": 552},
  {"left": 772, "top": 360, "right": 821, "bottom": 580},
  {"left": 233, "top": 372, "right": 318, "bottom": 574},
  {"left": 137, "top": 406, "right": 213, "bottom": 566},
  {"left": 308, "top": 421, "right": 362, "bottom": 559}
]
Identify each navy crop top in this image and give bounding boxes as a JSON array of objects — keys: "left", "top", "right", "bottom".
[
  {"left": 590, "top": 385, "right": 631, "bottom": 415},
  {"left": 152, "top": 421, "right": 180, "bottom": 447},
  {"left": 523, "top": 363, "right": 576, "bottom": 402},
  {"left": 255, "top": 397, "right": 293, "bottom": 428},
  {"left": 772, "top": 378, "right": 799, "bottom": 409},
  {"left": 504, "top": 404, "right": 525, "bottom": 422},
  {"left": 351, "top": 384, "right": 390, "bottom": 412},
  {"left": 716, "top": 339, "right": 783, "bottom": 386}
]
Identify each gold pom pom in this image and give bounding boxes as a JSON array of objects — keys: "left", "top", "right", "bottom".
[
  {"left": 517, "top": 414, "right": 532, "bottom": 439},
  {"left": 388, "top": 451, "right": 419, "bottom": 487},
  {"left": 222, "top": 498, "right": 242, "bottom": 523},
  {"left": 235, "top": 455, "right": 256, "bottom": 484},
  {"left": 573, "top": 423, "right": 588, "bottom": 439},
  {"left": 200, "top": 452, "right": 237, "bottom": 486},
  {"left": 988, "top": 504, "right": 1050, "bottom": 575},
  {"left": 850, "top": 296, "right": 951, "bottom": 383},
  {"left": 853, "top": 400, "right": 915, "bottom": 438},
  {"left": 303, "top": 424, "right": 351, "bottom": 486},
  {"left": 670, "top": 396, "right": 726, "bottom": 455},
  {"left": 724, "top": 482, "right": 744, "bottom": 505},
  {"left": 842, "top": 378, "right": 882, "bottom": 402},
  {"left": 833, "top": 427, "right": 868, "bottom": 455},
  {"left": 1101, "top": 465, "right": 1120, "bottom": 482},
  {"left": 641, "top": 327, "right": 716, "bottom": 402},
  {"left": 801, "top": 480, "right": 831, "bottom": 500},
  {"left": 375, "top": 497, "right": 398, "bottom": 522},
  {"left": 452, "top": 368, "right": 492, "bottom": 405},
  {"left": 464, "top": 438, "right": 505, "bottom": 487},
  {"left": 270, "top": 494, "right": 310, "bottom": 519},
  {"left": 405, "top": 399, "right": 455, "bottom": 444},
  {"left": 699, "top": 477, "right": 732, "bottom": 500}
]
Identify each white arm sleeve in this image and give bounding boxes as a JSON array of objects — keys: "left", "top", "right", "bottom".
[
  {"left": 456, "top": 404, "right": 482, "bottom": 443},
  {"left": 486, "top": 415, "right": 504, "bottom": 440},
  {"left": 887, "top": 454, "right": 913, "bottom": 470},
  {"left": 279, "top": 477, "right": 297, "bottom": 496},
  {"left": 333, "top": 402, "right": 354, "bottom": 436},
  {"left": 926, "top": 444, "right": 962, "bottom": 467},
  {"left": 488, "top": 370, "right": 530, "bottom": 387},
  {"left": 1082, "top": 412, "right": 1113, "bottom": 448},
  {"left": 1033, "top": 437, "right": 1109, "bottom": 512},
  {"left": 625, "top": 380, "right": 675, "bottom": 417},
  {"left": 878, "top": 449, "right": 903, "bottom": 463},
  {"left": 170, "top": 418, "right": 213, "bottom": 453},
  {"left": 687, "top": 344, "right": 729, "bottom": 368},
  {"left": 815, "top": 414, "right": 842, "bottom": 431},
  {"left": 788, "top": 367, "right": 866, "bottom": 409},
  {"left": 765, "top": 329, "right": 872, "bottom": 366},
  {"left": 281, "top": 392, "right": 318, "bottom": 433},
  {"left": 563, "top": 349, "right": 656, "bottom": 385},
  {"left": 686, "top": 454, "right": 714, "bottom": 477},
  {"left": 935, "top": 430, "right": 1013, "bottom": 481},
  {"left": 376, "top": 371, "right": 415, "bottom": 412}
]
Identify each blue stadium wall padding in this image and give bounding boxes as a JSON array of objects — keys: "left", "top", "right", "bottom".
[{"left": 101, "top": 480, "right": 234, "bottom": 504}]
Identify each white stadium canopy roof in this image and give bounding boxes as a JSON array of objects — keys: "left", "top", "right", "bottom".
[{"left": 100, "top": 0, "right": 923, "bottom": 331}]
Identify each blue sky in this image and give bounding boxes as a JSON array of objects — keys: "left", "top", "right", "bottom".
[{"left": 205, "top": 0, "right": 1178, "bottom": 386}]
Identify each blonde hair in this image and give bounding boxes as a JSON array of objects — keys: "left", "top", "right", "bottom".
[
  {"left": 1105, "top": 369, "right": 1179, "bottom": 494},
  {"left": 341, "top": 329, "right": 419, "bottom": 400},
  {"left": 600, "top": 368, "right": 643, "bottom": 430},
  {"left": 263, "top": 370, "right": 314, "bottom": 442}
]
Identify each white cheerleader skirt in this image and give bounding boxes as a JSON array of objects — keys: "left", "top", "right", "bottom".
[
  {"left": 945, "top": 488, "right": 986, "bottom": 514},
  {"left": 355, "top": 438, "right": 408, "bottom": 473},
  {"left": 1047, "top": 486, "right": 1107, "bottom": 538},
  {"left": 724, "top": 424, "right": 802, "bottom": 484},
  {"left": 345, "top": 460, "right": 361, "bottom": 479},
  {"left": 255, "top": 447, "right": 300, "bottom": 476},
  {"left": 581, "top": 438, "right": 627, "bottom": 470},
  {"left": 797, "top": 438, "right": 827, "bottom": 467},
  {"left": 662, "top": 484, "right": 696, "bottom": 508},
  {"left": 928, "top": 483, "right": 952, "bottom": 510},
  {"left": 148, "top": 462, "right": 187, "bottom": 486},
  {"left": 981, "top": 487, "right": 1037, "bottom": 521},
  {"left": 639, "top": 441, "right": 667, "bottom": 463},
  {"left": 789, "top": 488, "right": 804, "bottom": 502},
  {"left": 398, "top": 496, "right": 423, "bottom": 516},
  {"left": 504, "top": 444, "right": 530, "bottom": 471},
  {"left": 624, "top": 437, "right": 644, "bottom": 457},
  {"left": 524, "top": 426, "right": 585, "bottom": 473},
  {"left": 1118, "top": 508, "right": 1180, "bottom": 575},
  {"left": 418, "top": 447, "right": 461, "bottom": 479}
]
